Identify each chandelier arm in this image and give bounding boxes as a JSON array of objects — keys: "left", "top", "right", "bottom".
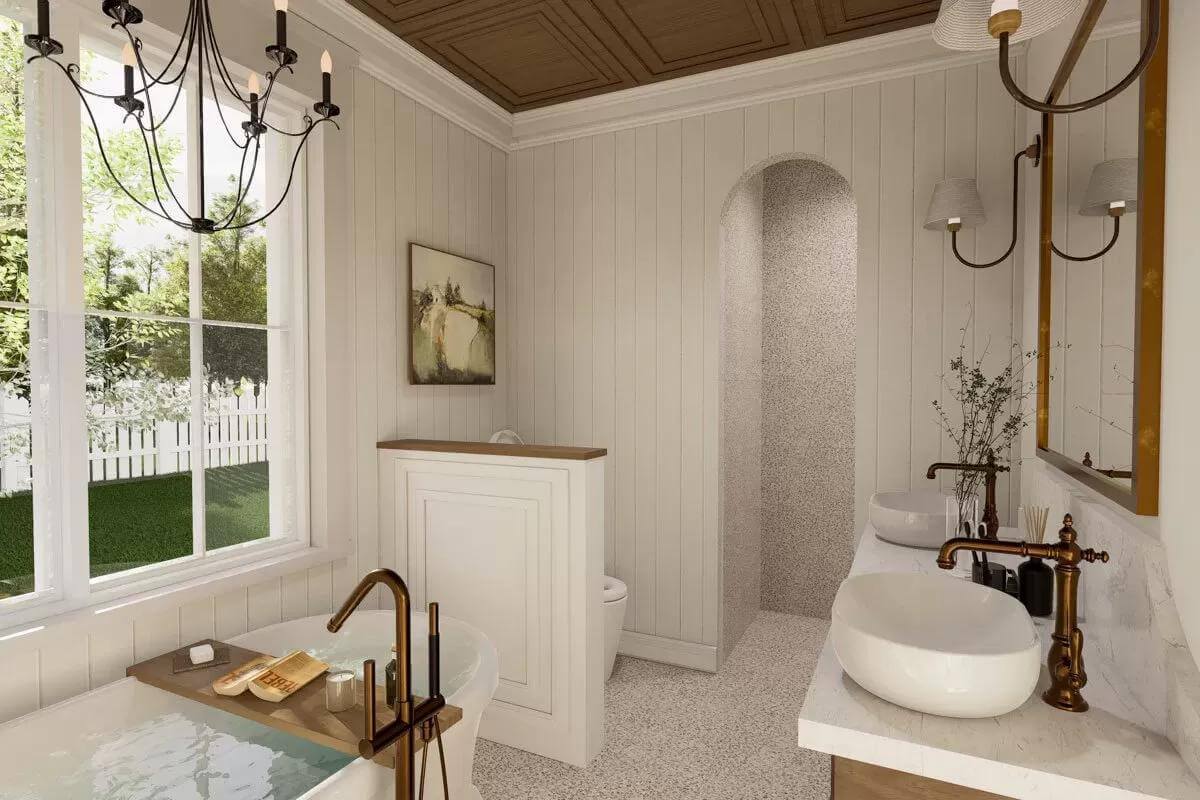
[
  {"left": 1050, "top": 217, "right": 1122, "bottom": 262},
  {"left": 133, "top": 118, "right": 193, "bottom": 220},
  {"left": 74, "top": 75, "right": 191, "bottom": 230},
  {"left": 204, "top": 61, "right": 254, "bottom": 149},
  {"left": 996, "top": 0, "right": 1160, "bottom": 115},
  {"left": 120, "top": 6, "right": 196, "bottom": 89},
  {"left": 127, "top": 54, "right": 193, "bottom": 218},
  {"left": 217, "top": 120, "right": 324, "bottom": 232},
  {"left": 202, "top": 6, "right": 252, "bottom": 106},
  {"left": 213, "top": 141, "right": 260, "bottom": 229}
]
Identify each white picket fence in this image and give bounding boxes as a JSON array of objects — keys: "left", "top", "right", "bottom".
[{"left": 0, "top": 386, "right": 269, "bottom": 495}]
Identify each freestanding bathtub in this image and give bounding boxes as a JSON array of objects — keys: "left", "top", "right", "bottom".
[
  {"left": 231, "top": 609, "right": 499, "bottom": 800},
  {"left": 0, "top": 610, "right": 497, "bottom": 800}
]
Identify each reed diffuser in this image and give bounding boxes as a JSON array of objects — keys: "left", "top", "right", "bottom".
[{"left": 1018, "top": 506, "right": 1054, "bottom": 616}]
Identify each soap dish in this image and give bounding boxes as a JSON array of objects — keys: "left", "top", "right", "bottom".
[{"left": 171, "top": 639, "right": 232, "bottom": 674}]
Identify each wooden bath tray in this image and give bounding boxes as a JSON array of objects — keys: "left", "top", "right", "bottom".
[{"left": 127, "top": 642, "right": 462, "bottom": 768}]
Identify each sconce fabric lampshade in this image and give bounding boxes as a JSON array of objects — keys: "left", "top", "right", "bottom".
[
  {"left": 933, "top": 0, "right": 1085, "bottom": 52},
  {"left": 1080, "top": 158, "right": 1139, "bottom": 216},
  {"left": 924, "top": 178, "right": 987, "bottom": 231}
]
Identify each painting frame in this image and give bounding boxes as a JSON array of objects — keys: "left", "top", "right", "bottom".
[{"left": 408, "top": 243, "right": 497, "bottom": 386}]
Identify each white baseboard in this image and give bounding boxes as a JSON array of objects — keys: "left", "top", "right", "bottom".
[{"left": 618, "top": 631, "right": 718, "bottom": 673}]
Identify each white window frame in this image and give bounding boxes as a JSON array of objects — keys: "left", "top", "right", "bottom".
[{"left": 0, "top": 0, "right": 326, "bottom": 632}]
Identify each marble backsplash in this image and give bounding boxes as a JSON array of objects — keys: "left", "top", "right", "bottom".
[{"left": 1022, "top": 461, "right": 1200, "bottom": 776}]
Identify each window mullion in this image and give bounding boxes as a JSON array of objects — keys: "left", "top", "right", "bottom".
[
  {"left": 187, "top": 84, "right": 206, "bottom": 560},
  {"left": 32, "top": 9, "right": 89, "bottom": 601}
]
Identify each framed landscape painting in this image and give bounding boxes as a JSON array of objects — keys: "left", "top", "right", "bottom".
[{"left": 409, "top": 244, "right": 496, "bottom": 385}]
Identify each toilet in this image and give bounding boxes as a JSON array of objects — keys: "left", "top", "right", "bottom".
[
  {"left": 489, "top": 430, "right": 628, "bottom": 682},
  {"left": 602, "top": 576, "right": 628, "bottom": 681}
]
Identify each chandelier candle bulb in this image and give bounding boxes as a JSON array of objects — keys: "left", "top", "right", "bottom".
[
  {"left": 37, "top": 0, "right": 49, "bottom": 38},
  {"left": 121, "top": 43, "right": 136, "bottom": 97},
  {"left": 321, "top": 50, "right": 332, "bottom": 104},
  {"left": 274, "top": 0, "right": 288, "bottom": 49},
  {"left": 247, "top": 73, "right": 261, "bottom": 122}
]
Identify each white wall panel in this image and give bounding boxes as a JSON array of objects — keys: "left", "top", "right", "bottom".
[{"left": 507, "top": 63, "right": 1028, "bottom": 658}]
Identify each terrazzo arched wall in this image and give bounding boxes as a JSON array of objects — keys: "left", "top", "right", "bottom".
[{"left": 721, "top": 157, "right": 857, "bottom": 656}]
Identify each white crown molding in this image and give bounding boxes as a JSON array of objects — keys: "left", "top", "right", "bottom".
[
  {"left": 299, "top": 0, "right": 513, "bottom": 151},
  {"left": 509, "top": 17, "right": 1145, "bottom": 149},
  {"left": 509, "top": 25, "right": 993, "bottom": 149},
  {"left": 291, "top": 2, "right": 1141, "bottom": 153}
]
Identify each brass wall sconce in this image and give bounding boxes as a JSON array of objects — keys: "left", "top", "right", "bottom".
[
  {"left": 932, "top": 0, "right": 1161, "bottom": 116},
  {"left": 925, "top": 142, "right": 1137, "bottom": 269}
]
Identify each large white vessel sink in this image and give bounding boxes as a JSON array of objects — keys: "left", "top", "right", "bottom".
[
  {"left": 869, "top": 490, "right": 952, "bottom": 548},
  {"left": 832, "top": 572, "right": 1041, "bottom": 718}
]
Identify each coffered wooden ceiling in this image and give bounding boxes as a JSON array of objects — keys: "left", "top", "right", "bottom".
[{"left": 346, "top": 0, "right": 939, "bottom": 111}]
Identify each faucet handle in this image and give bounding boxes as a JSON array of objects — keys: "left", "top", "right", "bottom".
[
  {"left": 1082, "top": 549, "right": 1109, "bottom": 564},
  {"left": 1068, "top": 628, "right": 1087, "bottom": 690},
  {"left": 362, "top": 658, "right": 377, "bottom": 739}
]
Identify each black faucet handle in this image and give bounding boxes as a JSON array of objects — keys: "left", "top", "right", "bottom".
[{"left": 1082, "top": 549, "right": 1109, "bottom": 564}]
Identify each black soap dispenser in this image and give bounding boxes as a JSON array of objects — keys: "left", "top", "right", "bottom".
[
  {"left": 1019, "top": 557, "right": 1054, "bottom": 617},
  {"left": 1018, "top": 506, "right": 1054, "bottom": 617}
]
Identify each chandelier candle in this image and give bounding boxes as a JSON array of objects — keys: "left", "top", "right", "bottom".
[
  {"left": 321, "top": 51, "right": 332, "bottom": 106},
  {"left": 37, "top": 0, "right": 49, "bottom": 39},
  {"left": 121, "top": 43, "right": 136, "bottom": 98},
  {"left": 274, "top": 0, "right": 288, "bottom": 50},
  {"left": 248, "top": 74, "right": 261, "bottom": 124}
]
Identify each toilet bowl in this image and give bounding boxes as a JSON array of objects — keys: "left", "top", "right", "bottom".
[{"left": 603, "top": 576, "right": 628, "bottom": 681}]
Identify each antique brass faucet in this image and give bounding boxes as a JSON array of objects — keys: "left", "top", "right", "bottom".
[
  {"left": 926, "top": 449, "right": 1010, "bottom": 538},
  {"left": 937, "top": 514, "right": 1109, "bottom": 712},
  {"left": 328, "top": 568, "right": 447, "bottom": 799}
]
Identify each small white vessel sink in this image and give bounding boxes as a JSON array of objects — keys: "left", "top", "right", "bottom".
[
  {"left": 869, "top": 490, "right": 952, "bottom": 549},
  {"left": 832, "top": 572, "right": 1041, "bottom": 718}
]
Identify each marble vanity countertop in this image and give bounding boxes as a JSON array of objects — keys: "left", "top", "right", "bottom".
[{"left": 797, "top": 527, "right": 1200, "bottom": 800}]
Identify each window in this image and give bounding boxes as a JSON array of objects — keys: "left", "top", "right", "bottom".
[
  {"left": 0, "top": 13, "right": 40, "bottom": 601},
  {"left": 0, "top": 3, "right": 310, "bottom": 621}
]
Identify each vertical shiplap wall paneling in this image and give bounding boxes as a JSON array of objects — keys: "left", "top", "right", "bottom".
[
  {"left": 910, "top": 71, "right": 948, "bottom": 493},
  {"left": 592, "top": 134, "right": 617, "bottom": 579},
  {"left": 704, "top": 109, "right": 745, "bottom": 649},
  {"left": 534, "top": 146, "right": 557, "bottom": 446},
  {"left": 414, "top": 106, "right": 436, "bottom": 439},
  {"left": 875, "top": 77, "right": 915, "bottom": 499},
  {"left": 679, "top": 116, "right": 706, "bottom": 644},
  {"left": 573, "top": 138, "right": 595, "bottom": 455},
  {"left": 555, "top": 142, "right": 575, "bottom": 446},
  {"left": 851, "top": 84, "right": 880, "bottom": 537},
  {"left": 973, "top": 58, "right": 1022, "bottom": 521},
  {"left": 613, "top": 129, "right": 638, "bottom": 629},
  {"left": 633, "top": 125, "right": 658, "bottom": 635},
  {"left": 506, "top": 57, "right": 1029, "bottom": 657},
  {"left": 352, "top": 69, "right": 379, "bottom": 608},
  {"left": 655, "top": 120, "right": 683, "bottom": 640},
  {"left": 395, "top": 95, "right": 417, "bottom": 440},
  {"left": 940, "top": 65, "right": 979, "bottom": 494}
]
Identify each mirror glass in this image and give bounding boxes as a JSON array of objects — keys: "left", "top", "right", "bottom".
[{"left": 1045, "top": 35, "right": 1143, "bottom": 490}]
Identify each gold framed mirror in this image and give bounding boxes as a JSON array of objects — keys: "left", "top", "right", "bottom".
[{"left": 1035, "top": 1, "right": 1167, "bottom": 516}]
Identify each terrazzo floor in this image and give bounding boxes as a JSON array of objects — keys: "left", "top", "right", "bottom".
[{"left": 472, "top": 611, "right": 832, "bottom": 800}]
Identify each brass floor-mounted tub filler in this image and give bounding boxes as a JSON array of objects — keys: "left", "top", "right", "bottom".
[
  {"left": 937, "top": 515, "right": 1109, "bottom": 712},
  {"left": 329, "top": 568, "right": 450, "bottom": 799}
]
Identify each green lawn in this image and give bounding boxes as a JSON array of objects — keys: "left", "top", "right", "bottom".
[{"left": 0, "top": 462, "right": 269, "bottom": 597}]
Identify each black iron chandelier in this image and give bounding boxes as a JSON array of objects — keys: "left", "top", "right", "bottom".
[{"left": 24, "top": 0, "right": 340, "bottom": 234}]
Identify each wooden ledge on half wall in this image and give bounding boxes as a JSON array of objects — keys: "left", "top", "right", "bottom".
[{"left": 376, "top": 439, "right": 608, "bottom": 461}]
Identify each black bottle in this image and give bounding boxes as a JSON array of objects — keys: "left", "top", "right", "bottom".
[
  {"left": 385, "top": 645, "right": 397, "bottom": 708},
  {"left": 1018, "top": 557, "right": 1054, "bottom": 617}
]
